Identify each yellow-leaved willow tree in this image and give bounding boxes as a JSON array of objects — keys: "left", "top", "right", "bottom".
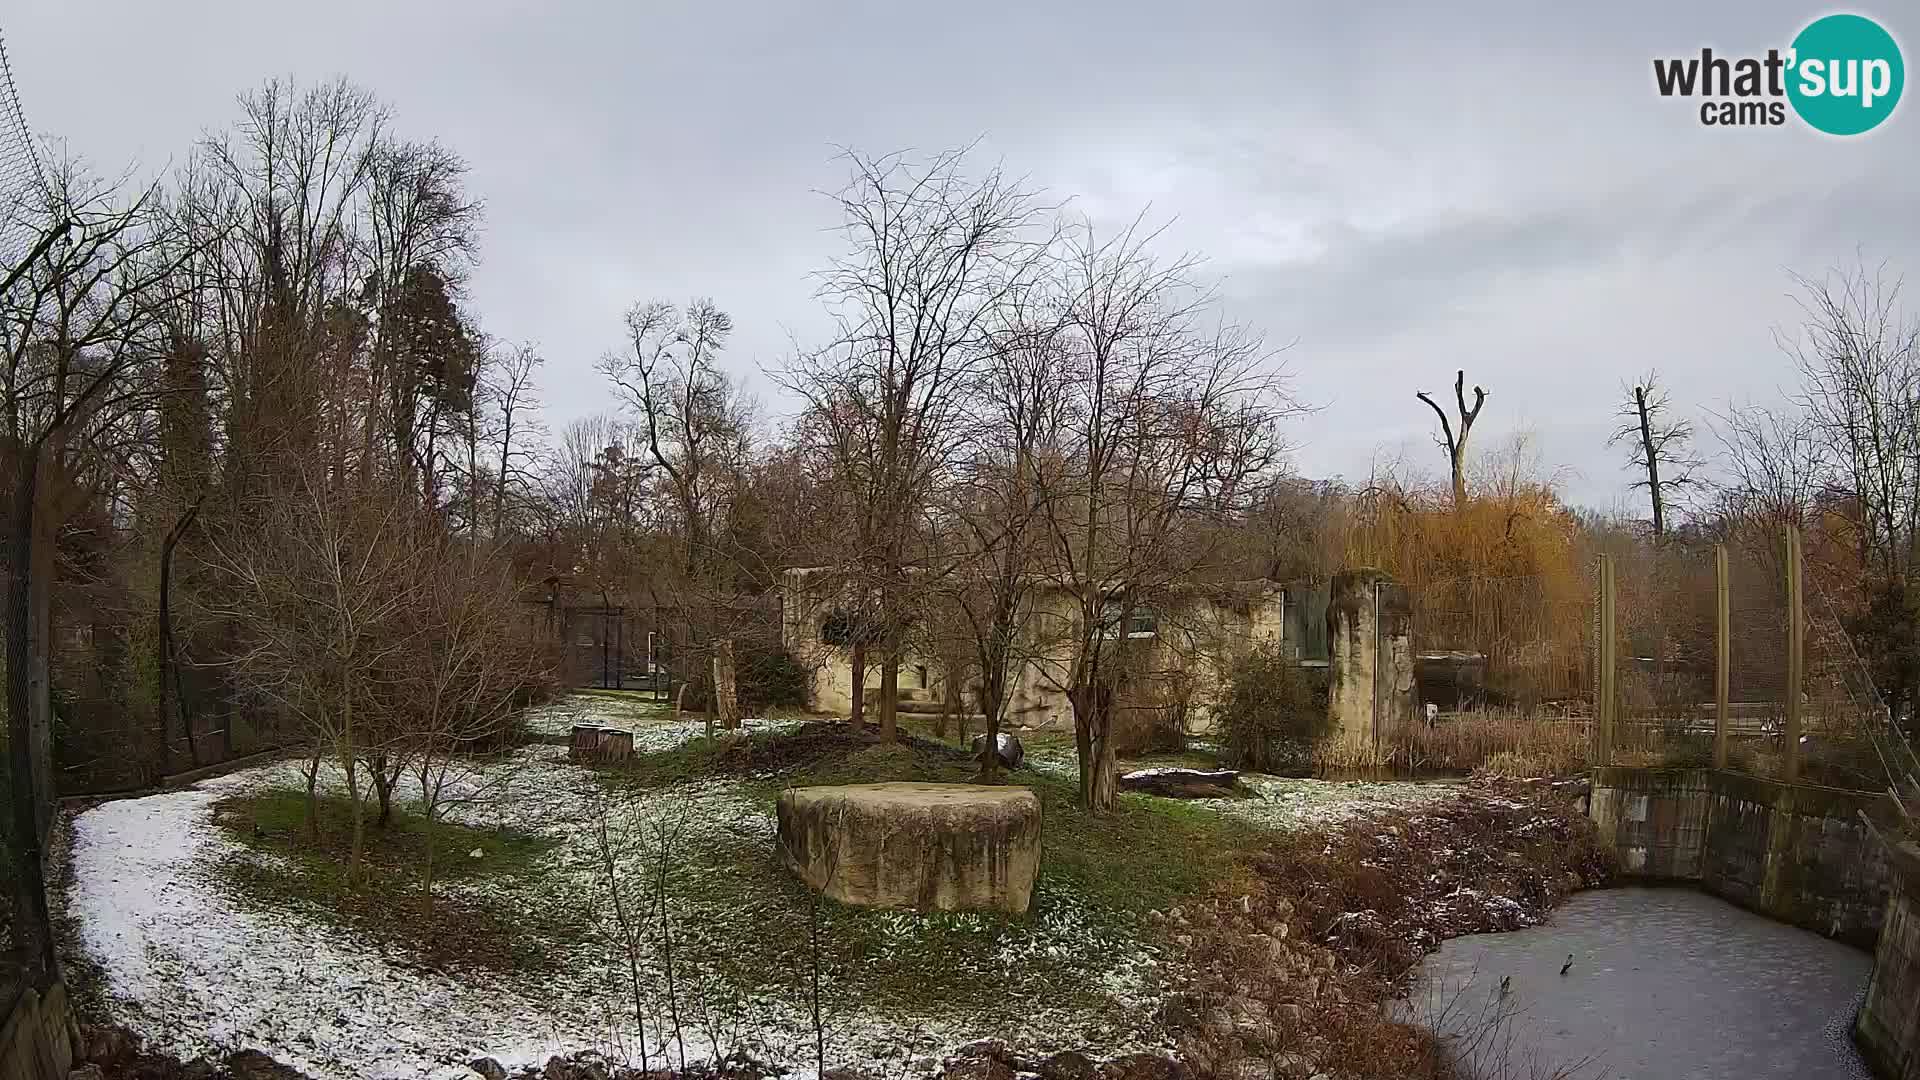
[{"left": 1331, "top": 438, "right": 1590, "bottom": 706}]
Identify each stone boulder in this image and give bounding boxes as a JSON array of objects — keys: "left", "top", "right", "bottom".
[
  {"left": 970, "top": 731, "right": 1025, "bottom": 770},
  {"left": 1117, "top": 767, "right": 1239, "bottom": 798},
  {"left": 777, "top": 782, "right": 1042, "bottom": 913}
]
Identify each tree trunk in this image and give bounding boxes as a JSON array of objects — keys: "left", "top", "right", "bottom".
[
  {"left": 27, "top": 498, "right": 54, "bottom": 840},
  {"left": 4, "top": 447, "right": 56, "bottom": 981},
  {"left": 158, "top": 502, "right": 203, "bottom": 772},
  {"left": 879, "top": 651, "right": 899, "bottom": 742},
  {"left": 848, "top": 641, "right": 867, "bottom": 728},
  {"left": 703, "top": 666, "right": 716, "bottom": 740},
  {"left": 1070, "top": 684, "right": 1117, "bottom": 812},
  {"left": 980, "top": 670, "right": 1005, "bottom": 783},
  {"left": 372, "top": 755, "right": 396, "bottom": 829},
  {"left": 1635, "top": 386, "right": 1666, "bottom": 539},
  {"left": 303, "top": 749, "right": 322, "bottom": 839},
  {"left": 157, "top": 552, "right": 176, "bottom": 775},
  {"left": 958, "top": 685, "right": 971, "bottom": 749},
  {"left": 712, "top": 637, "right": 740, "bottom": 730},
  {"left": 937, "top": 670, "right": 959, "bottom": 740}
]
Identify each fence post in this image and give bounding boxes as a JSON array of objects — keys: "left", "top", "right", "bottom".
[
  {"left": 1715, "top": 543, "right": 1730, "bottom": 770},
  {"left": 1785, "top": 525, "right": 1804, "bottom": 782},
  {"left": 1597, "top": 554, "right": 1617, "bottom": 768}
]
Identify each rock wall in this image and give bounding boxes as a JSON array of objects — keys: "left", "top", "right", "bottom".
[
  {"left": 0, "top": 979, "right": 74, "bottom": 1080},
  {"left": 1589, "top": 766, "right": 1893, "bottom": 946},
  {"left": 1858, "top": 842, "right": 1920, "bottom": 1079}
]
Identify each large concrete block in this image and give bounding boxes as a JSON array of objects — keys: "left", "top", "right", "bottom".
[{"left": 776, "top": 782, "right": 1042, "bottom": 914}]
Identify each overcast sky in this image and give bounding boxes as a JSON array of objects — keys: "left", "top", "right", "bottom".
[{"left": 7, "top": 0, "right": 1915, "bottom": 511}]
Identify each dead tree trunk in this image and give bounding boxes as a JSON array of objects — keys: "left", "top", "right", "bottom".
[
  {"left": 1417, "top": 370, "right": 1487, "bottom": 507},
  {"left": 1634, "top": 385, "right": 1666, "bottom": 539}
]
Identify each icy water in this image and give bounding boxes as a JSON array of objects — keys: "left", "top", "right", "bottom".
[{"left": 1413, "top": 887, "right": 1873, "bottom": 1080}]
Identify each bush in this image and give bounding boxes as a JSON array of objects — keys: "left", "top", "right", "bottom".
[
  {"left": 1407, "top": 709, "right": 1588, "bottom": 777},
  {"left": 678, "top": 642, "right": 812, "bottom": 715},
  {"left": 739, "top": 645, "right": 810, "bottom": 714},
  {"left": 1215, "top": 642, "right": 1329, "bottom": 773}
]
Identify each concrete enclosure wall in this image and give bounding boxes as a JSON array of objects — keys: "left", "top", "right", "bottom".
[
  {"left": 1589, "top": 766, "right": 1893, "bottom": 947},
  {"left": 1857, "top": 843, "right": 1920, "bottom": 1079},
  {"left": 1325, "top": 568, "right": 1413, "bottom": 757},
  {"left": 779, "top": 567, "right": 1295, "bottom": 729}
]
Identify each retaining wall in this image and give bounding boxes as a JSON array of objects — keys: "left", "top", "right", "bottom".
[
  {"left": 1858, "top": 843, "right": 1920, "bottom": 1079},
  {"left": 0, "top": 979, "right": 74, "bottom": 1080},
  {"left": 1589, "top": 766, "right": 1893, "bottom": 947}
]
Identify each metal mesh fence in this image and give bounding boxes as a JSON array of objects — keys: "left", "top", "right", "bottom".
[
  {"left": 1604, "top": 532, "right": 1889, "bottom": 790},
  {"left": 0, "top": 28, "right": 48, "bottom": 270}
]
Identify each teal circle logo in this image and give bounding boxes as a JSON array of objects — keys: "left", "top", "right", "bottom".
[{"left": 1787, "top": 14, "right": 1904, "bottom": 135}]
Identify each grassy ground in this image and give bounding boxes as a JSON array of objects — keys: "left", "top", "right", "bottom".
[
  {"left": 209, "top": 789, "right": 578, "bottom": 974},
  {"left": 568, "top": 688, "right": 678, "bottom": 725},
  {"left": 594, "top": 722, "right": 1261, "bottom": 1033}
]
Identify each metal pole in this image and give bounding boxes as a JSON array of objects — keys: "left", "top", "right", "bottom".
[
  {"left": 1715, "top": 544, "right": 1730, "bottom": 770},
  {"left": 1785, "top": 525, "right": 1804, "bottom": 782},
  {"left": 1597, "top": 554, "right": 1617, "bottom": 767}
]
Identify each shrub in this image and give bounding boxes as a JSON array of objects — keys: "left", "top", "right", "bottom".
[
  {"left": 1113, "top": 670, "right": 1195, "bottom": 756},
  {"left": 739, "top": 645, "right": 810, "bottom": 714},
  {"left": 1404, "top": 709, "right": 1589, "bottom": 777},
  {"left": 1215, "top": 642, "right": 1329, "bottom": 773}
]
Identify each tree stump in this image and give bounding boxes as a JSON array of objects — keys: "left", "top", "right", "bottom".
[
  {"left": 569, "top": 725, "right": 602, "bottom": 761},
  {"left": 776, "top": 782, "right": 1042, "bottom": 913}
]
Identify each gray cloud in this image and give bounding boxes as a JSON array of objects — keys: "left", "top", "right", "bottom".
[{"left": 7, "top": 0, "right": 1914, "bottom": 509}]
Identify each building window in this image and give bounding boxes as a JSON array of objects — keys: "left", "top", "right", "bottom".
[{"left": 1102, "top": 601, "right": 1158, "bottom": 640}]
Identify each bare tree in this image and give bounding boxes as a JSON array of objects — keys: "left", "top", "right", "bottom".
[
  {"left": 0, "top": 157, "right": 195, "bottom": 976},
  {"left": 484, "top": 341, "right": 545, "bottom": 538},
  {"left": 1417, "top": 369, "right": 1487, "bottom": 506},
  {"left": 782, "top": 146, "right": 1051, "bottom": 740},
  {"left": 1782, "top": 261, "right": 1920, "bottom": 578},
  {"left": 597, "top": 300, "right": 759, "bottom": 729},
  {"left": 1608, "top": 372, "right": 1700, "bottom": 539},
  {"left": 929, "top": 291, "right": 1068, "bottom": 778},
  {"left": 200, "top": 470, "right": 432, "bottom": 881},
  {"left": 1038, "top": 218, "right": 1296, "bottom": 811}
]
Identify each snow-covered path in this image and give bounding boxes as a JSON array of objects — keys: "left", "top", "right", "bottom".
[{"left": 68, "top": 768, "right": 593, "bottom": 1079}]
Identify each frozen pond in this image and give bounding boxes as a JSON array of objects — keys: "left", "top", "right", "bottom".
[{"left": 1413, "top": 887, "right": 1872, "bottom": 1080}]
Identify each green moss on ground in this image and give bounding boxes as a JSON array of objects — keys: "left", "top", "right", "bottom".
[
  {"left": 571, "top": 688, "right": 678, "bottom": 726},
  {"left": 209, "top": 789, "right": 580, "bottom": 974}
]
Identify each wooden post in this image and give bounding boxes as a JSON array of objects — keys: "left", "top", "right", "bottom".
[
  {"left": 1715, "top": 544, "right": 1730, "bottom": 770},
  {"left": 1597, "top": 554, "right": 1617, "bottom": 767},
  {"left": 1785, "top": 525, "right": 1804, "bottom": 782}
]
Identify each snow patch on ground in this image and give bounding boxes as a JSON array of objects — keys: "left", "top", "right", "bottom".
[
  {"left": 67, "top": 719, "right": 1160, "bottom": 1080},
  {"left": 1198, "top": 774, "right": 1456, "bottom": 831}
]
